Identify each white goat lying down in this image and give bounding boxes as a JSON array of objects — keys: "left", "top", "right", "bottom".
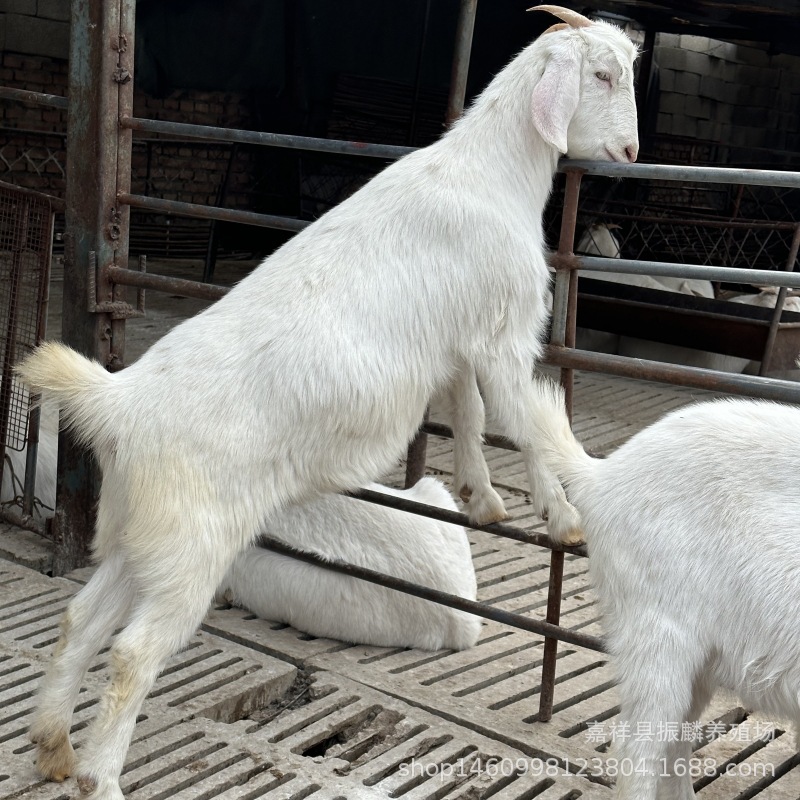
[
  {"left": 531, "top": 378, "right": 800, "bottom": 800},
  {"left": 220, "top": 478, "right": 480, "bottom": 652},
  {"left": 17, "top": 8, "right": 638, "bottom": 797}
]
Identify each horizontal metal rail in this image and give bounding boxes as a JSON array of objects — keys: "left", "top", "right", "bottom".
[
  {"left": 118, "top": 193, "right": 310, "bottom": 234},
  {"left": 105, "top": 264, "right": 229, "bottom": 302},
  {"left": 0, "top": 85, "right": 68, "bottom": 110},
  {"left": 579, "top": 256, "right": 800, "bottom": 288},
  {"left": 5, "top": 84, "right": 800, "bottom": 189},
  {"left": 255, "top": 532, "right": 604, "bottom": 652},
  {"left": 544, "top": 345, "right": 800, "bottom": 403},
  {"left": 350, "top": 488, "right": 586, "bottom": 554},
  {"left": 120, "top": 115, "right": 415, "bottom": 161},
  {"left": 562, "top": 160, "right": 800, "bottom": 188}
]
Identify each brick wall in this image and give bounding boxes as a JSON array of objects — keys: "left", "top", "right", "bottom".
[
  {"left": 0, "top": 0, "right": 262, "bottom": 215},
  {"left": 654, "top": 33, "right": 800, "bottom": 167}
]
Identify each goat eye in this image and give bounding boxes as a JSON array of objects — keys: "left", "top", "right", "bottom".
[{"left": 595, "top": 71, "right": 611, "bottom": 83}]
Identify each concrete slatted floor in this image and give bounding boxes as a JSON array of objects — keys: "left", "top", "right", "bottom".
[{"left": 1, "top": 260, "right": 798, "bottom": 798}]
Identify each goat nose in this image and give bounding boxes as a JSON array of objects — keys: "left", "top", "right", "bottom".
[{"left": 624, "top": 144, "right": 638, "bottom": 163}]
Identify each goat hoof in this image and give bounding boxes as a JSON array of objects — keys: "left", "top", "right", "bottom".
[
  {"left": 76, "top": 774, "right": 125, "bottom": 800},
  {"left": 466, "top": 488, "right": 510, "bottom": 526},
  {"left": 552, "top": 525, "right": 586, "bottom": 547},
  {"left": 545, "top": 501, "right": 585, "bottom": 546},
  {"left": 34, "top": 732, "right": 75, "bottom": 782}
]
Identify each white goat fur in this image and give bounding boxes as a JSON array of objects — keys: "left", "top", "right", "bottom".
[
  {"left": 530, "top": 378, "right": 800, "bottom": 800},
  {"left": 220, "top": 478, "right": 480, "bottom": 651},
  {"left": 16, "top": 15, "right": 638, "bottom": 798}
]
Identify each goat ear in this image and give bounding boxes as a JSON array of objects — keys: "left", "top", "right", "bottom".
[{"left": 531, "top": 48, "right": 582, "bottom": 153}]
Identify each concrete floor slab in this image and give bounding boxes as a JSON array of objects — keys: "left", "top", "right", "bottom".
[{"left": 0, "top": 258, "right": 797, "bottom": 798}]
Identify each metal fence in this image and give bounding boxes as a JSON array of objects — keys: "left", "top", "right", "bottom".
[
  {"left": 3, "top": 0, "right": 800, "bottom": 722},
  {"left": 0, "top": 180, "right": 56, "bottom": 529}
]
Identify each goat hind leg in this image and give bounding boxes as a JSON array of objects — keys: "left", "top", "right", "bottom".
[
  {"left": 31, "top": 550, "right": 133, "bottom": 782},
  {"left": 73, "top": 525, "right": 241, "bottom": 799},
  {"left": 449, "top": 365, "right": 508, "bottom": 525},
  {"left": 476, "top": 359, "right": 582, "bottom": 544}
]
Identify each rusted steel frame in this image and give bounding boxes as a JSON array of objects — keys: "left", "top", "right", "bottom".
[
  {"left": 0, "top": 180, "right": 66, "bottom": 212},
  {"left": 0, "top": 506, "right": 45, "bottom": 535},
  {"left": 404, "top": 409, "right": 429, "bottom": 489},
  {"left": 0, "top": 85, "right": 69, "bottom": 110},
  {"left": 544, "top": 345, "right": 800, "bottom": 403},
  {"left": 54, "top": 0, "right": 134, "bottom": 573},
  {"left": 579, "top": 255, "right": 800, "bottom": 289},
  {"left": 105, "top": 265, "right": 229, "bottom": 303},
  {"left": 117, "top": 193, "right": 309, "bottom": 234},
  {"left": 537, "top": 550, "right": 565, "bottom": 722},
  {"left": 255, "top": 533, "right": 604, "bottom": 653},
  {"left": 446, "top": 0, "right": 479, "bottom": 124},
  {"left": 108, "top": 0, "right": 136, "bottom": 372},
  {"left": 405, "top": 0, "right": 478, "bottom": 488},
  {"left": 350, "top": 487, "right": 587, "bottom": 556},
  {"left": 0, "top": 198, "right": 30, "bottom": 501},
  {"left": 759, "top": 223, "right": 800, "bottom": 376},
  {"left": 538, "top": 167, "right": 584, "bottom": 723},
  {"left": 562, "top": 160, "right": 800, "bottom": 188},
  {"left": 120, "top": 115, "right": 413, "bottom": 161}
]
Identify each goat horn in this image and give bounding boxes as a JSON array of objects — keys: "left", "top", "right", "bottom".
[
  {"left": 541, "top": 22, "right": 571, "bottom": 34},
  {"left": 528, "top": 5, "right": 592, "bottom": 28}
]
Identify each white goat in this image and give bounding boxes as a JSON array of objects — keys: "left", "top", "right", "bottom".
[
  {"left": 16, "top": 8, "right": 638, "bottom": 797},
  {"left": 530, "top": 377, "right": 800, "bottom": 800},
  {"left": 219, "top": 478, "right": 480, "bottom": 651}
]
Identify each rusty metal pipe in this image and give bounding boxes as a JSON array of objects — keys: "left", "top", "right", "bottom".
[
  {"left": 350, "top": 488, "right": 587, "bottom": 556},
  {"left": 117, "top": 193, "right": 310, "bottom": 233},
  {"left": 538, "top": 550, "right": 565, "bottom": 721},
  {"left": 446, "top": 0, "right": 478, "bottom": 124},
  {"left": 105, "top": 265, "right": 229, "bottom": 302},
  {"left": 120, "top": 115, "right": 413, "bottom": 161},
  {"left": 578, "top": 256, "right": 800, "bottom": 288},
  {"left": 0, "top": 85, "right": 68, "bottom": 109},
  {"left": 759, "top": 223, "right": 800, "bottom": 376},
  {"left": 561, "top": 160, "right": 800, "bottom": 188},
  {"left": 254, "top": 533, "right": 604, "bottom": 653},
  {"left": 545, "top": 345, "right": 800, "bottom": 402}
]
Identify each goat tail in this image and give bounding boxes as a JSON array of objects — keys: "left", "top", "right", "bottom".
[
  {"left": 15, "top": 341, "right": 118, "bottom": 450},
  {"left": 530, "top": 376, "right": 596, "bottom": 490}
]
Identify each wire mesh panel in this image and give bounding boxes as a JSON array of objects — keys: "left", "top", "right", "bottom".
[{"left": 0, "top": 182, "right": 53, "bottom": 465}]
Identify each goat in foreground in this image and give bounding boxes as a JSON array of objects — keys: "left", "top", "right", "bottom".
[
  {"left": 17, "top": 7, "right": 638, "bottom": 797},
  {"left": 219, "top": 478, "right": 480, "bottom": 651},
  {"left": 530, "top": 378, "right": 800, "bottom": 800}
]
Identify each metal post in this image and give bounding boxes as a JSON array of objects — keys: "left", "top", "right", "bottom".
[
  {"left": 54, "top": 0, "right": 136, "bottom": 573},
  {"left": 759, "top": 223, "right": 800, "bottom": 376},
  {"left": 405, "top": 0, "right": 479, "bottom": 488},
  {"left": 538, "top": 167, "right": 584, "bottom": 722}
]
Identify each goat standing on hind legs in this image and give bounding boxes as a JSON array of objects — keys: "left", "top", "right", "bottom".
[{"left": 17, "top": 7, "right": 638, "bottom": 798}]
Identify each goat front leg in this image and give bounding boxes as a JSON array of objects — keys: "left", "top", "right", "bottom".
[
  {"left": 448, "top": 364, "right": 508, "bottom": 525},
  {"left": 476, "top": 357, "right": 583, "bottom": 545}
]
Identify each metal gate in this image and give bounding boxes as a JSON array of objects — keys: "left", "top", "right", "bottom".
[{"left": 2, "top": 0, "right": 800, "bottom": 727}]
